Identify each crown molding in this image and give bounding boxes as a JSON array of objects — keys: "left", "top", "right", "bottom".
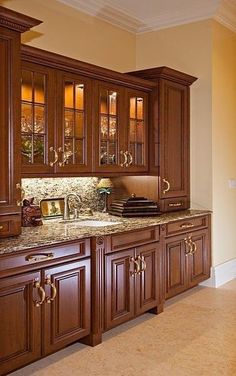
[
  {"left": 58, "top": 0, "right": 236, "bottom": 34},
  {"left": 215, "top": 0, "right": 236, "bottom": 33}
]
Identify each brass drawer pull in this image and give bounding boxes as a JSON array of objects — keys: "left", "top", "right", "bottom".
[
  {"left": 168, "top": 202, "right": 182, "bottom": 207},
  {"left": 130, "top": 257, "right": 140, "bottom": 276},
  {"left": 26, "top": 253, "right": 54, "bottom": 262},
  {"left": 138, "top": 255, "right": 147, "bottom": 273},
  {"left": 0, "top": 225, "right": 3, "bottom": 230},
  {"left": 180, "top": 223, "right": 194, "bottom": 229},
  {"left": 33, "top": 279, "right": 46, "bottom": 307},
  {"left": 0, "top": 200, "right": 7, "bottom": 204},
  {"left": 45, "top": 275, "right": 57, "bottom": 303},
  {"left": 162, "top": 178, "right": 170, "bottom": 194}
]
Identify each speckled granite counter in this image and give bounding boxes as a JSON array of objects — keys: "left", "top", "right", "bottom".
[{"left": 0, "top": 210, "right": 211, "bottom": 255}]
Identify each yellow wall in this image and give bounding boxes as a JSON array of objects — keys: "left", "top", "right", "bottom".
[
  {"left": 0, "top": 0, "right": 136, "bottom": 71},
  {"left": 212, "top": 21, "right": 236, "bottom": 265},
  {"left": 136, "top": 20, "right": 213, "bottom": 212}
]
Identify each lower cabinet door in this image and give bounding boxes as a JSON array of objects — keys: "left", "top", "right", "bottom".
[
  {"left": 105, "top": 249, "right": 135, "bottom": 330},
  {"left": 43, "top": 259, "right": 91, "bottom": 355},
  {"left": 165, "top": 235, "right": 188, "bottom": 299},
  {"left": 135, "top": 243, "right": 159, "bottom": 315},
  {"left": 0, "top": 271, "right": 41, "bottom": 375},
  {"left": 187, "top": 229, "right": 210, "bottom": 288}
]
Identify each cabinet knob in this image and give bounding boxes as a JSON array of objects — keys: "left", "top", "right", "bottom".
[{"left": 162, "top": 178, "right": 170, "bottom": 194}]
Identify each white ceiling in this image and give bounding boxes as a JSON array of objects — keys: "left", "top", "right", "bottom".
[{"left": 58, "top": 0, "right": 236, "bottom": 33}]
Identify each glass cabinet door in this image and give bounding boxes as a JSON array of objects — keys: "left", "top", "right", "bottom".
[
  {"left": 56, "top": 73, "right": 92, "bottom": 173},
  {"left": 127, "top": 90, "right": 148, "bottom": 172},
  {"left": 21, "top": 63, "right": 55, "bottom": 175}
]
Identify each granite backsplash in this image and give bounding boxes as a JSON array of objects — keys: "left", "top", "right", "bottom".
[{"left": 22, "top": 178, "right": 104, "bottom": 211}]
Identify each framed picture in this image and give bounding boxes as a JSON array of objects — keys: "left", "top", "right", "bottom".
[{"left": 40, "top": 198, "right": 64, "bottom": 219}]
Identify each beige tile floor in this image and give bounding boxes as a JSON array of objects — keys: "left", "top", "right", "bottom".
[{"left": 11, "top": 279, "right": 236, "bottom": 376}]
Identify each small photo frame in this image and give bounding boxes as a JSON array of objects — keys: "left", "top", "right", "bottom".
[{"left": 40, "top": 198, "right": 64, "bottom": 219}]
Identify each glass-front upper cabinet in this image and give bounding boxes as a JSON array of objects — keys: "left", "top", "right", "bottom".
[
  {"left": 126, "top": 90, "right": 148, "bottom": 172},
  {"left": 94, "top": 81, "right": 125, "bottom": 172},
  {"left": 21, "top": 63, "right": 55, "bottom": 175},
  {"left": 56, "top": 72, "right": 92, "bottom": 173}
]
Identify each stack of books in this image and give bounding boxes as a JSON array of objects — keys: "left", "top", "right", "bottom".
[{"left": 109, "top": 196, "right": 160, "bottom": 217}]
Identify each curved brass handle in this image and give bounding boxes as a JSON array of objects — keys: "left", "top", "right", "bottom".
[
  {"left": 45, "top": 275, "right": 57, "bottom": 303},
  {"left": 189, "top": 239, "right": 197, "bottom": 255},
  {"left": 130, "top": 257, "right": 140, "bottom": 276},
  {"left": 25, "top": 253, "right": 54, "bottom": 262},
  {"left": 16, "top": 183, "right": 25, "bottom": 206},
  {"left": 120, "top": 150, "right": 128, "bottom": 167},
  {"left": 184, "top": 237, "right": 193, "bottom": 257},
  {"left": 138, "top": 255, "right": 147, "bottom": 273},
  {"left": 180, "top": 223, "right": 194, "bottom": 229},
  {"left": 168, "top": 202, "right": 182, "bottom": 207},
  {"left": 59, "top": 147, "right": 75, "bottom": 167},
  {"left": 33, "top": 279, "right": 46, "bottom": 307},
  {"left": 49, "top": 146, "right": 59, "bottom": 167},
  {"left": 162, "top": 178, "right": 170, "bottom": 194},
  {"left": 127, "top": 151, "right": 133, "bottom": 166}
]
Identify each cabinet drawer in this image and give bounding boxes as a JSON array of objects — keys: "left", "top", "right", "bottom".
[
  {"left": 161, "top": 197, "right": 189, "bottom": 212},
  {"left": 108, "top": 227, "right": 159, "bottom": 253},
  {"left": 0, "top": 214, "right": 21, "bottom": 238},
  {"left": 0, "top": 239, "right": 91, "bottom": 277},
  {"left": 166, "top": 216, "right": 208, "bottom": 237}
]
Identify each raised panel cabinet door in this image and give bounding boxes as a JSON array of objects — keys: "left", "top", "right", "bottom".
[
  {"left": 0, "top": 27, "right": 21, "bottom": 230},
  {"left": 56, "top": 72, "right": 92, "bottom": 174},
  {"left": 187, "top": 229, "right": 211, "bottom": 288},
  {"left": 135, "top": 242, "right": 159, "bottom": 315},
  {"left": 105, "top": 249, "right": 135, "bottom": 330},
  {"left": 21, "top": 62, "right": 55, "bottom": 175},
  {"left": 165, "top": 235, "right": 188, "bottom": 299},
  {"left": 125, "top": 89, "right": 149, "bottom": 173},
  {"left": 93, "top": 81, "right": 126, "bottom": 173},
  {"left": 43, "top": 259, "right": 91, "bottom": 355},
  {"left": 159, "top": 80, "right": 189, "bottom": 200},
  {"left": 0, "top": 271, "right": 41, "bottom": 375}
]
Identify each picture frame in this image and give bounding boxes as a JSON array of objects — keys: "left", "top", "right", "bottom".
[{"left": 40, "top": 198, "right": 64, "bottom": 219}]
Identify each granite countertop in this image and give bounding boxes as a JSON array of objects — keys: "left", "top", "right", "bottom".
[{"left": 0, "top": 210, "right": 211, "bottom": 255}]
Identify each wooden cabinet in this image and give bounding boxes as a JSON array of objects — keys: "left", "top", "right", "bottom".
[
  {"left": 105, "top": 241, "right": 162, "bottom": 330},
  {"left": 0, "top": 245, "right": 91, "bottom": 375},
  {"left": 165, "top": 216, "right": 211, "bottom": 299},
  {"left": 128, "top": 67, "right": 197, "bottom": 212},
  {"left": 21, "top": 46, "right": 153, "bottom": 177},
  {"left": 0, "top": 7, "right": 40, "bottom": 237}
]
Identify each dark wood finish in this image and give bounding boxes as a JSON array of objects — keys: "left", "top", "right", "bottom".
[
  {"left": 187, "top": 229, "right": 211, "bottom": 288},
  {"left": 166, "top": 215, "right": 208, "bottom": 237},
  {"left": 43, "top": 259, "right": 91, "bottom": 355},
  {"left": 135, "top": 243, "right": 159, "bottom": 315},
  {"left": 0, "top": 8, "right": 41, "bottom": 238},
  {"left": 0, "top": 239, "right": 90, "bottom": 278},
  {"left": 108, "top": 227, "right": 159, "bottom": 253},
  {"left": 165, "top": 234, "right": 188, "bottom": 299},
  {"left": 128, "top": 67, "right": 197, "bottom": 212},
  {"left": 165, "top": 215, "right": 211, "bottom": 299},
  {"left": 21, "top": 62, "right": 56, "bottom": 174},
  {"left": 105, "top": 248, "right": 135, "bottom": 330},
  {"left": 0, "top": 271, "right": 41, "bottom": 375}
]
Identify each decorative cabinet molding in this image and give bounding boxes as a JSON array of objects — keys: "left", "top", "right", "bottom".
[{"left": 0, "top": 7, "right": 41, "bottom": 238}]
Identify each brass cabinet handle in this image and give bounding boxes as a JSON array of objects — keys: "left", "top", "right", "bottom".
[
  {"left": 138, "top": 255, "right": 147, "bottom": 273},
  {"left": 130, "top": 257, "right": 140, "bottom": 276},
  {"left": 120, "top": 150, "right": 128, "bottom": 167},
  {"left": 45, "top": 275, "right": 57, "bottom": 304},
  {"left": 184, "top": 237, "right": 193, "bottom": 256},
  {"left": 180, "top": 223, "right": 194, "bottom": 229},
  {"left": 162, "top": 178, "right": 170, "bottom": 194},
  {"left": 0, "top": 200, "right": 7, "bottom": 204},
  {"left": 33, "top": 279, "right": 46, "bottom": 307},
  {"left": 59, "top": 147, "right": 75, "bottom": 167},
  {"left": 168, "top": 202, "right": 182, "bottom": 207},
  {"left": 127, "top": 151, "right": 133, "bottom": 166},
  {"left": 16, "top": 183, "right": 25, "bottom": 206},
  {"left": 49, "top": 146, "right": 59, "bottom": 167},
  {"left": 0, "top": 225, "right": 3, "bottom": 230},
  {"left": 25, "top": 253, "right": 54, "bottom": 262},
  {"left": 189, "top": 238, "right": 197, "bottom": 255}
]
